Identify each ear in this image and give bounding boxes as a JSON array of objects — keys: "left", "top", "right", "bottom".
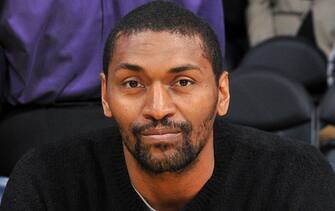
[
  {"left": 216, "top": 71, "right": 230, "bottom": 116},
  {"left": 100, "top": 72, "right": 113, "bottom": 118}
]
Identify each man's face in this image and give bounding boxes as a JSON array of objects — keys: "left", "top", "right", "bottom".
[{"left": 101, "top": 31, "right": 229, "bottom": 174}]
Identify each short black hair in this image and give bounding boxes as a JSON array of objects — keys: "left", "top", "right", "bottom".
[{"left": 103, "top": 1, "right": 224, "bottom": 81}]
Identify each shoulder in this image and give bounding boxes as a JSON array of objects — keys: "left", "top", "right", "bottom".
[
  {"left": 12, "top": 126, "right": 121, "bottom": 178},
  {"left": 1, "top": 127, "right": 121, "bottom": 210},
  {"left": 215, "top": 120, "right": 333, "bottom": 172},
  {"left": 215, "top": 121, "right": 335, "bottom": 206},
  {"left": 218, "top": 120, "right": 310, "bottom": 149}
]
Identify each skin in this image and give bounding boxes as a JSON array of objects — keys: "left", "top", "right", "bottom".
[{"left": 101, "top": 31, "right": 230, "bottom": 211}]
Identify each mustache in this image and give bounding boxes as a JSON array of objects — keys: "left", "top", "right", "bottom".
[{"left": 131, "top": 118, "right": 192, "bottom": 135}]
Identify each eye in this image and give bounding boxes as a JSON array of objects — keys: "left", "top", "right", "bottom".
[
  {"left": 123, "top": 80, "right": 144, "bottom": 88},
  {"left": 175, "top": 79, "right": 194, "bottom": 87}
]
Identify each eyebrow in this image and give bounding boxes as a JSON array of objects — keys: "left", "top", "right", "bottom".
[
  {"left": 168, "top": 64, "right": 202, "bottom": 74},
  {"left": 114, "top": 63, "right": 144, "bottom": 73},
  {"left": 114, "top": 63, "right": 202, "bottom": 74}
]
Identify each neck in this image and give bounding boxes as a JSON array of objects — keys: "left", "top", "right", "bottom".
[{"left": 124, "top": 133, "right": 215, "bottom": 211}]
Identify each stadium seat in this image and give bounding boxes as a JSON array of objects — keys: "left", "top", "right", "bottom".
[
  {"left": 225, "top": 70, "right": 317, "bottom": 145},
  {"left": 238, "top": 36, "right": 327, "bottom": 102}
]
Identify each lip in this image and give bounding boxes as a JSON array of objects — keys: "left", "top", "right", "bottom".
[
  {"left": 140, "top": 128, "right": 182, "bottom": 142},
  {"left": 140, "top": 127, "right": 181, "bottom": 136}
]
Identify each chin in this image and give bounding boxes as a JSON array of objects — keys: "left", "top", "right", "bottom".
[{"left": 134, "top": 141, "right": 199, "bottom": 174}]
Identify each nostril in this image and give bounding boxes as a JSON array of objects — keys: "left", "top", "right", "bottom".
[{"left": 143, "top": 111, "right": 174, "bottom": 122}]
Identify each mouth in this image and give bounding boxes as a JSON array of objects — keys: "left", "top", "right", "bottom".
[{"left": 139, "top": 128, "right": 182, "bottom": 142}]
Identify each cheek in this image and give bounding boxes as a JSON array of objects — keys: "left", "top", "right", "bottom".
[
  {"left": 109, "top": 93, "right": 144, "bottom": 130},
  {"left": 174, "top": 87, "right": 218, "bottom": 120},
  {"left": 173, "top": 87, "right": 218, "bottom": 138}
]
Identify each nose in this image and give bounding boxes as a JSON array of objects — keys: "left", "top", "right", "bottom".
[{"left": 142, "top": 82, "right": 176, "bottom": 121}]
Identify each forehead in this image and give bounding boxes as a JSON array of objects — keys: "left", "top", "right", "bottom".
[{"left": 110, "top": 31, "right": 210, "bottom": 70}]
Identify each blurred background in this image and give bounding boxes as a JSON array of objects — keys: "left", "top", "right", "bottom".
[{"left": 0, "top": 0, "right": 334, "bottom": 202}]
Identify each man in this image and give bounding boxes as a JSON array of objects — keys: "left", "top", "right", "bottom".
[
  {"left": 0, "top": 0, "right": 224, "bottom": 176},
  {"left": 1, "top": 1, "right": 335, "bottom": 210}
]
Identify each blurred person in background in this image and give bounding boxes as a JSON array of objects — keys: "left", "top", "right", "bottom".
[
  {"left": 222, "top": 0, "right": 248, "bottom": 69},
  {"left": 247, "top": 0, "right": 335, "bottom": 56},
  {"left": 320, "top": 44, "right": 335, "bottom": 143},
  {"left": 0, "top": 0, "right": 225, "bottom": 176},
  {"left": 327, "top": 44, "right": 335, "bottom": 86}
]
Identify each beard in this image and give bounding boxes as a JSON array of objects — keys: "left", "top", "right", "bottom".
[
  {"left": 132, "top": 118, "right": 197, "bottom": 174},
  {"left": 120, "top": 113, "right": 215, "bottom": 175},
  {"left": 119, "top": 97, "right": 218, "bottom": 175}
]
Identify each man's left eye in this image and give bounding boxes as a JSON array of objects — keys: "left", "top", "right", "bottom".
[{"left": 175, "top": 79, "right": 193, "bottom": 87}]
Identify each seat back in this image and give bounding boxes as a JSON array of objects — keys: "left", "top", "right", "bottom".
[
  {"left": 225, "top": 71, "right": 317, "bottom": 145},
  {"left": 238, "top": 36, "right": 327, "bottom": 100}
]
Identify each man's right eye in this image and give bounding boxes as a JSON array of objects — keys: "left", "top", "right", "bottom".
[{"left": 123, "top": 80, "right": 144, "bottom": 88}]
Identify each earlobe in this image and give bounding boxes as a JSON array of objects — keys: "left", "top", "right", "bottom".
[
  {"left": 100, "top": 72, "right": 113, "bottom": 118},
  {"left": 217, "top": 71, "right": 230, "bottom": 116}
]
